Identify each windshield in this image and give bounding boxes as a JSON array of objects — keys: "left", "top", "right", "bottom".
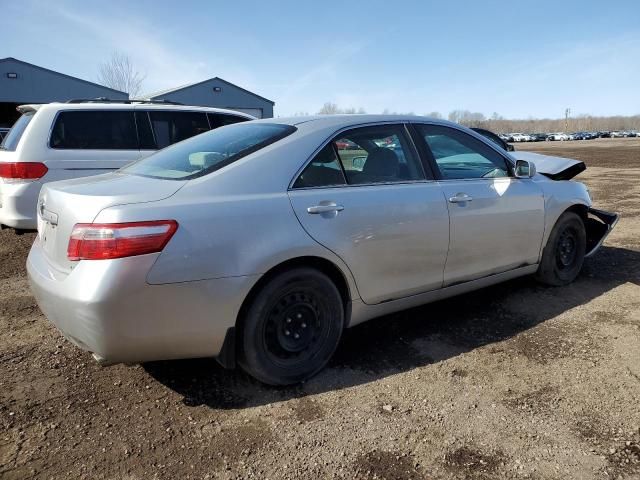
[
  {"left": 0, "top": 112, "right": 35, "bottom": 151},
  {"left": 123, "top": 122, "right": 296, "bottom": 180}
]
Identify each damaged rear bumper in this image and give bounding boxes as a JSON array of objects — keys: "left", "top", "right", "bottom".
[{"left": 585, "top": 208, "right": 619, "bottom": 257}]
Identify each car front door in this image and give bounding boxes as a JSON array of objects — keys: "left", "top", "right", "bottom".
[
  {"left": 413, "top": 123, "right": 545, "bottom": 286},
  {"left": 288, "top": 124, "right": 450, "bottom": 305}
]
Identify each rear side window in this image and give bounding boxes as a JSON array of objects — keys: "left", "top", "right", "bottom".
[
  {"left": 207, "top": 113, "right": 248, "bottom": 129},
  {"left": 334, "top": 125, "right": 424, "bottom": 185},
  {"left": 293, "top": 144, "right": 346, "bottom": 188},
  {"left": 1, "top": 112, "right": 35, "bottom": 151},
  {"left": 149, "top": 111, "right": 209, "bottom": 149},
  {"left": 123, "top": 123, "right": 296, "bottom": 180},
  {"left": 50, "top": 111, "right": 137, "bottom": 150}
]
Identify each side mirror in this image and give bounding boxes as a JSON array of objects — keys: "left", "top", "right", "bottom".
[{"left": 514, "top": 159, "right": 536, "bottom": 178}]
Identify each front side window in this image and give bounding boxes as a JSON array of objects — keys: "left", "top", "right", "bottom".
[
  {"left": 123, "top": 123, "right": 295, "bottom": 180},
  {"left": 148, "top": 111, "right": 210, "bottom": 149},
  {"left": 1, "top": 112, "right": 35, "bottom": 151},
  {"left": 50, "top": 111, "right": 137, "bottom": 150},
  {"left": 417, "top": 125, "right": 510, "bottom": 179},
  {"left": 333, "top": 125, "right": 424, "bottom": 185}
]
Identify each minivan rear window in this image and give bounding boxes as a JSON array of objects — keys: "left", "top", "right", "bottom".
[
  {"left": 122, "top": 123, "right": 295, "bottom": 180},
  {"left": 1, "top": 112, "right": 35, "bottom": 151},
  {"left": 50, "top": 111, "right": 137, "bottom": 150}
]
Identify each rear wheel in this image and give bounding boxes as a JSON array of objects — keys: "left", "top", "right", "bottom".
[
  {"left": 535, "top": 212, "right": 586, "bottom": 286},
  {"left": 238, "top": 268, "right": 344, "bottom": 385}
]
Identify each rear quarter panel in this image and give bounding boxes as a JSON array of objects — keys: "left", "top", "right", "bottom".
[{"left": 94, "top": 192, "right": 360, "bottom": 300}]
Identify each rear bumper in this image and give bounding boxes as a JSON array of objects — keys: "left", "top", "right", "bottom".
[
  {"left": 0, "top": 181, "right": 41, "bottom": 229},
  {"left": 585, "top": 208, "right": 619, "bottom": 257},
  {"left": 27, "top": 237, "right": 259, "bottom": 364}
]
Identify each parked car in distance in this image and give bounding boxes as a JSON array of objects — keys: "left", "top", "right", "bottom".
[
  {"left": 471, "top": 127, "right": 514, "bottom": 151},
  {"left": 0, "top": 100, "right": 254, "bottom": 230},
  {"left": 547, "top": 132, "right": 570, "bottom": 141},
  {"left": 510, "top": 133, "right": 529, "bottom": 142},
  {"left": 529, "top": 133, "right": 549, "bottom": 142},
  {"left": 28, "top": 114, "right": 618, "bottom": 386},
  {"left": 572, "top": 132, "right": 593, "bottom": 140},
  {"left": 610, "top": 131, "right": 627, "bottom": 138}
]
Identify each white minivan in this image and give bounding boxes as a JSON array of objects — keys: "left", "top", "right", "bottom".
[{"left": 0, "top": 100, "right": 254, "bottom": 230}]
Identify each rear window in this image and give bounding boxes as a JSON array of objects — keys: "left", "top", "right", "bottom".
[
  {"left": 1, "top": 112, "right": 35, "bottom": 151},
  {"left": 122, "top": 123, "right": 296, "bottom": 180},
  {"left": 50, "top": 111, "right": 137, "bottom": 150}
]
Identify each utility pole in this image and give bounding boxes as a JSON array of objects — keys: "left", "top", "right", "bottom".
[{"left": 565, "top": 108, "right": 571, "bottom": 132}]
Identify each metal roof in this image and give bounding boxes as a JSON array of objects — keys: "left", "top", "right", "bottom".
[
  {"left": 0, "top": 57, "right": 128, "bottom": 96},
  {"left": 144, "top": 77, "right": 275, "bottom": 105}
]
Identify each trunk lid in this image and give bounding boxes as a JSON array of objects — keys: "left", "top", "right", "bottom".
[
  {"left": 512, "top": 151, "right": 586, "bottom": 180},
  {"left": 37, "top": 172, "right": 186, "bottom": 273}
]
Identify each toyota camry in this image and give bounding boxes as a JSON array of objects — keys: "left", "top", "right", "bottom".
[{"left": 27, "top": 115, "right": 618, "bottom": 385}]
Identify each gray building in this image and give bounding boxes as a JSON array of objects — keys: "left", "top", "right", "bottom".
[
  {"left": 145, "top": 77, "right": 274, "bottom": 118},
  {"left": 0, "top": 57, "right": 128, "bottom": 126}
]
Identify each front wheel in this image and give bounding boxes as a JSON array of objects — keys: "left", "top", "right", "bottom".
[
  {"left": 238, "top": 268, "right": 344, "bottom": 385},
  {"left": 535, "top": 212, "right": 586, "bottom": 286}
]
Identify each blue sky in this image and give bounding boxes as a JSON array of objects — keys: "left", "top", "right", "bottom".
[{"left": 3, "top": 0, "right": 639, "bottom": 118}]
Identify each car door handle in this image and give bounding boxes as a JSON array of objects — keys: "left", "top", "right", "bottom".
[
  {"left": 307, "top": 204, "right": 344, "bottom": 214},
  {"left": 448, "top": 193, "right": 473, "bottom": 203}
]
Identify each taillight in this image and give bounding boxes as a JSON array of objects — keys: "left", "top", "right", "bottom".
[
  {"left": 67, "top": 220, "right": 178, "bottom": 261},
  {"left": 0, "top": 162, "right": 48, "bottom": 181}
]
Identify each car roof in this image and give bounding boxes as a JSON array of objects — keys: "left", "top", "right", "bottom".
[
  {"left": 18, "top": 102, "right": 254, "bottom": 118},
  {"left": 252, "top": 114, "right": 458, "bottom": 130}
]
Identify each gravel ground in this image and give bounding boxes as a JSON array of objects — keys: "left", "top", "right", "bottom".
[{"left": 1, "top": 138, "right": 639, "bottom": 479}]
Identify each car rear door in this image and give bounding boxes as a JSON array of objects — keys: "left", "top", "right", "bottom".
[
  {"left": 412, "top": 123, "right": 545, "bottom": 286},
  {"left": 288, "top": 123, "right": 450, "bottom": 305}
]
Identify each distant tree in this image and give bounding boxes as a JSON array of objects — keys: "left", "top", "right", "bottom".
[
  {"left": 447, "top": 110, "right": 485, "bottom": 127},
  {"left": 317, "top": 103, "right": 366, "bottom": 115},
  {"left": 317, "top": 102, "right": 341, "bottom": 115},
  {"left": 426, "top": 111, "right": 442, "bottom": 119},
  {"left": 98, "top": 52, "right": 145, "bottom": 97}
]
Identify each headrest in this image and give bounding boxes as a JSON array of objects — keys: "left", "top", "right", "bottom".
[{"left": 363, "top": 147, "right": 399, "bottom": 177}]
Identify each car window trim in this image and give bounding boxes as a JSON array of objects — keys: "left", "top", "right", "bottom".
[
  {"left": 409, "top": 121, "right": 515, "bottom": 181},
  {"left": 289, "top": 122, "right": 433, "bottom": 191}
]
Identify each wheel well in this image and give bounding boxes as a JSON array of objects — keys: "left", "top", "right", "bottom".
[
  {"left": 236, "top": 256, "right": 351, "bottom": 331},
  {"left": 564, "top": 204, "right": 588, "bottom": 222}
]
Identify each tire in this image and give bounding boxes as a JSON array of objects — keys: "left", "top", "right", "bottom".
[
  {"left": 535, "top": 212, "right": 586, "bottom": 286},
  {"left": 238, "top": 267, "right": 344, "bottom": 386}
]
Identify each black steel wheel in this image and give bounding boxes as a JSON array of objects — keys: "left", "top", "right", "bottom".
[
  {"left": 238, "top": 267, "right": 344, "bottom": 385},
  {"left": 536, "top": 211, "right": 586, "bottom": 286}
]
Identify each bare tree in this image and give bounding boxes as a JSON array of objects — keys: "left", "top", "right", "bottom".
[
  {"left": 317, "top": 103, "right": 366, "bottom": 115},
  {"left": 97, "top": 52, "right": 146, "bottom": 97},
  {"left": 317, "top": 102, "right": 341, "bottom": 115},
  {"left": 425, "top": 111, "right": 442, "bottom": 119}
]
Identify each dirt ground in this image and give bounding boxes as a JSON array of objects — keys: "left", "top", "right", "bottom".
[{"left": 1, "top": 138, "right": 639, "bottom": 480}]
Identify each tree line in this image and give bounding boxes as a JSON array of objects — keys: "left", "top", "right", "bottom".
[{"left": 314, "top": 103, "right": 640, "bottom": 133}]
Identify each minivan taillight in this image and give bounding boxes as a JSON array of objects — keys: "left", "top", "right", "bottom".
[
  {"left": 67, "top": 221, "right": 178, "bottom": 261},
  {"left": 0, "top": 162, "right": 48, "bottom": 181}
]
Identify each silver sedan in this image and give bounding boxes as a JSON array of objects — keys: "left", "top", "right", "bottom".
[{"left": 27, "top": 115, "right": 617, "bottom": 385}]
